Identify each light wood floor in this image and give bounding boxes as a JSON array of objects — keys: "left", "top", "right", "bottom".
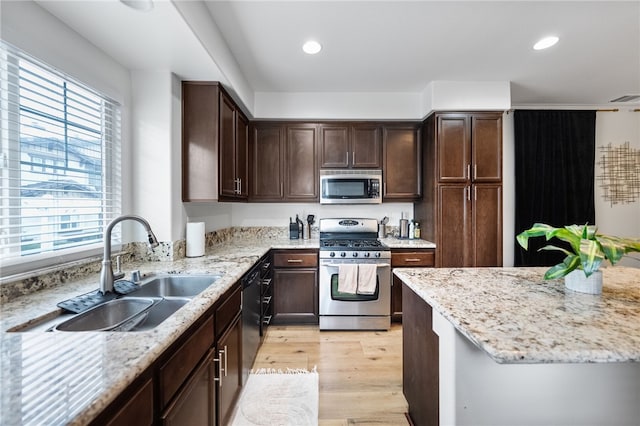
[{"left": 252, "top": 323, "right": 409, "bottom": 425}]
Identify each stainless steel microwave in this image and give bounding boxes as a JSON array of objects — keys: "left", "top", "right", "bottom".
[{"left": 319, "top": 170, "right": 382, "bottom": 204}]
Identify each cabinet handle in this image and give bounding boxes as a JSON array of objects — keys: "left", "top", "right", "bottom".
[
  {"left": 466, "top": 164, "right": 470, "bottom": 180},
  {"left": 473, "top": 164, "right": 477, "bottom": 180},
  {"left": 262, "top": 296, "right": 272, "bottom": 304},
  {"left": 404, "top": 258, "right": 422, "bottom": 262},
  {"left": 346, "top": 151, "right": 349, "bottom": 165},
  {"left": 224, "top": 345, "right": 228, "bottom": 377},
  {"left": 280, "top": 182, "right": 283, "bottom": 197},
  {"left": 466, "top": 186, "right": 471, "bottom": 201},
  {"left": 263, "top": 315, "right": 272, "bottom": 325},
  {"left": 261, "top": 278, "right": 272, "bottom": 287},
  {"left": 474, "top": 186, "right": 477, "bottom": 201},
  {"left": 287, "top": 259, "right": 303, "bottom": 263},
  {"left": 352, "top": 151, "right": 355, "bottom": 164},
  {"left": 214, "top": 350, "right": 223, "bottom": 385},
  {"left": 238, "top": 178, "right": 242, "bottom": 195}
]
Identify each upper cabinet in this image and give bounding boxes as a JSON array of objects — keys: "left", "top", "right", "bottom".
[
  {"left": 382, "top": 124, "right": 422, "bottom": 201},
  {"left": 319, "top": 123, "right": 381, "bottom": 169},
  {"left": 436, "top": 113, "right": 502, "bottom": 183},
  {"left": 182, "top": 81, "right": 247, "bottom": 202},
  {"left": 219, "top": 90, "right": 248, "bottom": 201},
  {"left": 250, "top": 122, "right": 319, "bottom": 202}
]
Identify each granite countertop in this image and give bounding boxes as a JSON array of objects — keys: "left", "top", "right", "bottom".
[
  {"left": 0, "top": 232, "right": 436, "bottom": 425},
  {"left": 394, "top": 266, "right": 640, "bottom": 364}
]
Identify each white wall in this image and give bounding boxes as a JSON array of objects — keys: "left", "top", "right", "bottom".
[
  {"left": 421, "top": 81, "right": 512, "bottom": 116},
  {"left": 130, "top": 71, "right": 186, "bottom": 243},
  {"left": 502, "top": 112, "right": 516, "bottom": 266},
  {"left": 253, "top": 92, "right": 422, "bottom": 120},
  {"left": 594, "top": 109, "right": 640, "bottom": 267}
]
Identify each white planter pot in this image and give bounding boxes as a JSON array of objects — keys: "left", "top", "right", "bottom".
[{"left": 564, "top": 270, "right": 603, "bottom": 294}]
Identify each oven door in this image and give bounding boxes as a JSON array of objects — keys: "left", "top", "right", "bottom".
[{"left": 319, "top": 258, "right": 390, "bottom": 316}]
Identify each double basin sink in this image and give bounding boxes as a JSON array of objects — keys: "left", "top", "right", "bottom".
[{"left": 16, "top": 274, "right": 221, "bottom": 333}]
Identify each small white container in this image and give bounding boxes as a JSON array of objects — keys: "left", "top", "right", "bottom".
[
  {"left": 564, "top": 269, "right": 603, "bottom": 294},
  {"left": 186, "top": 222, "right": 205, "bottom": 257}
]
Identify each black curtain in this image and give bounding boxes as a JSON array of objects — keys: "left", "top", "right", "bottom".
[{"left": 514, "top": 110, "right": 596, "bottom": 267}]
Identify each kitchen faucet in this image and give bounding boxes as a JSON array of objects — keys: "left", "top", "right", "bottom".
[{"left": 99, "top": 214, "right": 159, "bottom": 294}]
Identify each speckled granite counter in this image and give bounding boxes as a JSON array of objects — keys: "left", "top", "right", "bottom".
[
  {"left": 381, "top": 236, "right": 436, "bottom": 249},
  {"left": 394, "top": 266, "right": 640, "bottom": 364}
]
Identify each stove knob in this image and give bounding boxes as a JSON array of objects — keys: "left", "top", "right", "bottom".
[
  {"left": 375, "top": 252, "right": 381, "bottom": 258},
  {"left": 329, "top": 252, "right": 335, "bottom": 258},
  {"left": 352, "top": 252, "right": 358, "bottom": 257},
  {"left": 363, "top": 252, "right": 371, "bottom": 258},
  {"left": 340, "top": 252, "right": 346, "bottom": 258}
]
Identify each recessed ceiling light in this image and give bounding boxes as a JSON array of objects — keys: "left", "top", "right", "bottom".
[
  {"left": 120, "top": 0, "right": 154, "bottom": 12},
  {"left": 533, "top": 36, "right": 559, "bottom": 50},
  {"left": 302, "top": 40, "right": 322, "bottom": 55}
]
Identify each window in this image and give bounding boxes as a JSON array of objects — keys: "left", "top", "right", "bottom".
[{"left": 0, "top": 41, "right": 122, "bottom": 276}]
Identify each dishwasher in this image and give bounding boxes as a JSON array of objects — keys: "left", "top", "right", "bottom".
[{"left": 242, "top": 259, "right": 263, "bottom": 385}]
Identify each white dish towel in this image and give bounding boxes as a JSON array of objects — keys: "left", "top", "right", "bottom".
[
  {"left": 338, "top": 264, "right": 358, "bottom": 294},
  {"left": 357, "top": 264, "right": 377, "bottom": 295}
]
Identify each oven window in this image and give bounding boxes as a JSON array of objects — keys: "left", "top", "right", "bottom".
[
  {"left": 324, "top": 179, "right": 366, "bottom": 198},
  {"left": 330, "top": 273, "right": 379, "bottom": 301}
]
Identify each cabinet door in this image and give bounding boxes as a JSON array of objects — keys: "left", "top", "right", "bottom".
[
  {"left": 383, "top": 126, "right": 421, "bottom": 200},
  {"left": 352, "top": 124, "right": 381, "bottom": 168},
  {"left": 471, "top": 114, "right": 502, "bottom": 183},
  {"left": 437, "top": 114, "right": 470, "bottom": 183},
  {"left": 319, "top": 124, "right": 349, "bottom": 168},
  {"left": 236, "top": 112, "right": 249, "bottom": 198},
  {"left": 217, "top": 317, "right": 242, "bottom": 426},
  {"left": 219, "top": 92, "right": 237, "bottom": 198},
  {"left": 273, "top": 268, "right": 318, "bottom": 324},
  {"left": 162, "top": 351, "right": 215, "bottom": 426},
  {"left": 437, "top": 184, "right": 471, "bottom": 267},
  {"left": 181, "top": 82, "right": 219, "bottom": 202},
  {"left": 472, "top": 184, "right": 502, "bottom": 267},
  {"left": 103, "top": 379, "right": 154, "bottom": 426},
  {"left": 250, "top": 125, "right": 284, "bottom": 201},
  {"left": 285, "top": 124, "right": 318, "bottom": 201}
]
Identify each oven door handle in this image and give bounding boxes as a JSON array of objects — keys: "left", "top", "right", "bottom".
[{"left": 322, "top": 263, "right": 390, "bottom": 268}]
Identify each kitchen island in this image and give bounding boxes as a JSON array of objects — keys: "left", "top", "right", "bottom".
[{"left": 395, "top": 267, "right": 640, "bottom": 426}]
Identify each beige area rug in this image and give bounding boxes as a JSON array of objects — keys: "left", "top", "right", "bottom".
[{"left": 230, "top": 367, "right": 319, "bottom": 426}]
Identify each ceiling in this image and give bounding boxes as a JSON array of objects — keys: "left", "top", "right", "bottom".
[{"left": 36, "top": 0, "right": 640, "bottom": 109}]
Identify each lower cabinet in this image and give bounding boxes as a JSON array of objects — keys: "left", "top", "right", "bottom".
[
  {"left": 391, "top": 249, "right": 435, "bottom": 322},
  {"left": 272, "top": 250, "right": 319, "bottom": 324},
  {"left": 216, "top": 315, "right": 242, "bottom": 425},
  {"left": 99, "top": 378, "right": 153, "bottom": 426},
  {"left": 402, "top": 283, "right": 439, "bottom": 426},
  {"left": 162, "top": 349, "right": 216, "bottom": 426}
]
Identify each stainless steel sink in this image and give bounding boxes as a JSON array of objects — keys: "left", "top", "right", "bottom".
[
  {"left": 10, "top": 274, "right": 222, "bottom": 333},
  {"left": 129, "top": 274, "right": 220, "bottom": 298},
  {"left": 54, "top": 298, "right": 155, "bottom": 332}
]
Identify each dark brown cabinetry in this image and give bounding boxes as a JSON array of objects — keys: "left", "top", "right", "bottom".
[
  {"left": 182, "top": 82, "right": 247, "bottom": 202},
  {"left": 319, "top": 123, "right": 381, "bottom": 168},
  {"left": 95, "top": 378, "right": 153, "bottom": 426},
  {"left": 382, "top": 124, "right": 422, "bottom": 201},
  {"left": 216, "top": 314, "right": 242, "bottom": 425},
  {"left": 390, "top": 249, "right": 435, "bottom": 322},
  {"left": 416, "top": 112, "right": 503, "bottom": 267},
  {"left": 219, "top": 91, "right": 249, "bottom": 200},
  {"left": 249, "top": 123, "right": 318, "bottom": 202},
  {"left": 272, "top": 250, "right": 318, "bottom": 324},
  {"left": 403, "top": 284, "right": 439, "bottom": 426}
]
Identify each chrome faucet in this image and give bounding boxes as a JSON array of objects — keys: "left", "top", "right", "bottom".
[{"left": 99, "top": 215, "right": 159, "bottom": 294}]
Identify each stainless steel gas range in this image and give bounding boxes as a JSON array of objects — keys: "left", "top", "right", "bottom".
[{"left": 318, "top": 218, "right": 391, "bottom": 331}]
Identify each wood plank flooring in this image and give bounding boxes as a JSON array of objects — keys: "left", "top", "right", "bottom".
[{"left": 252, "top": 324, "right": 409, "bottom": 425}]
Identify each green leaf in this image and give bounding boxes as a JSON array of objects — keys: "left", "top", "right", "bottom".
[
  {"left": 547, "top": 228, "right": 582, "bottom": 253},
  {"left": 539, "top": 244, "right": 573, "bottom": 257},
  {"left": 516, "top": 223, "right": 556, "bottom": 250},
  {"left": 579, "top": 239, "right": 604, "bottom": 276},
  {"left": 543, "top": 255, "right": 580, "bottom": 280}
]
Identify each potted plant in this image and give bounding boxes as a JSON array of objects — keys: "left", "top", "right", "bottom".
[{"left": 516, "top": 223, "right": 640, "bottom": 294}]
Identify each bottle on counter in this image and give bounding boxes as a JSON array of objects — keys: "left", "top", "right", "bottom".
[
  {"left": 408, "top": 220, "right": 415, "bottom": 240},
  {"left": 414, "top": 222, "right": 420, "bottom": 239}
]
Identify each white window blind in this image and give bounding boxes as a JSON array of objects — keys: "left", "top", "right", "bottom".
[{"left": 0, "top": 41, "right": 122, "bottom": 276}]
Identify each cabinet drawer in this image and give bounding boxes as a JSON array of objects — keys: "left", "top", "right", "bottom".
[
  {"left": 215, "top": 285, "right": 242, "bottom": 337},
  {"left": 273, "top": 252, "right": 318, "bottom": 268},
  {"left": 391, "top": 251, "right": 435, "bottom": 267},
  {"left": 159, "top": 315, "right": 214, "bottom": 407}
]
